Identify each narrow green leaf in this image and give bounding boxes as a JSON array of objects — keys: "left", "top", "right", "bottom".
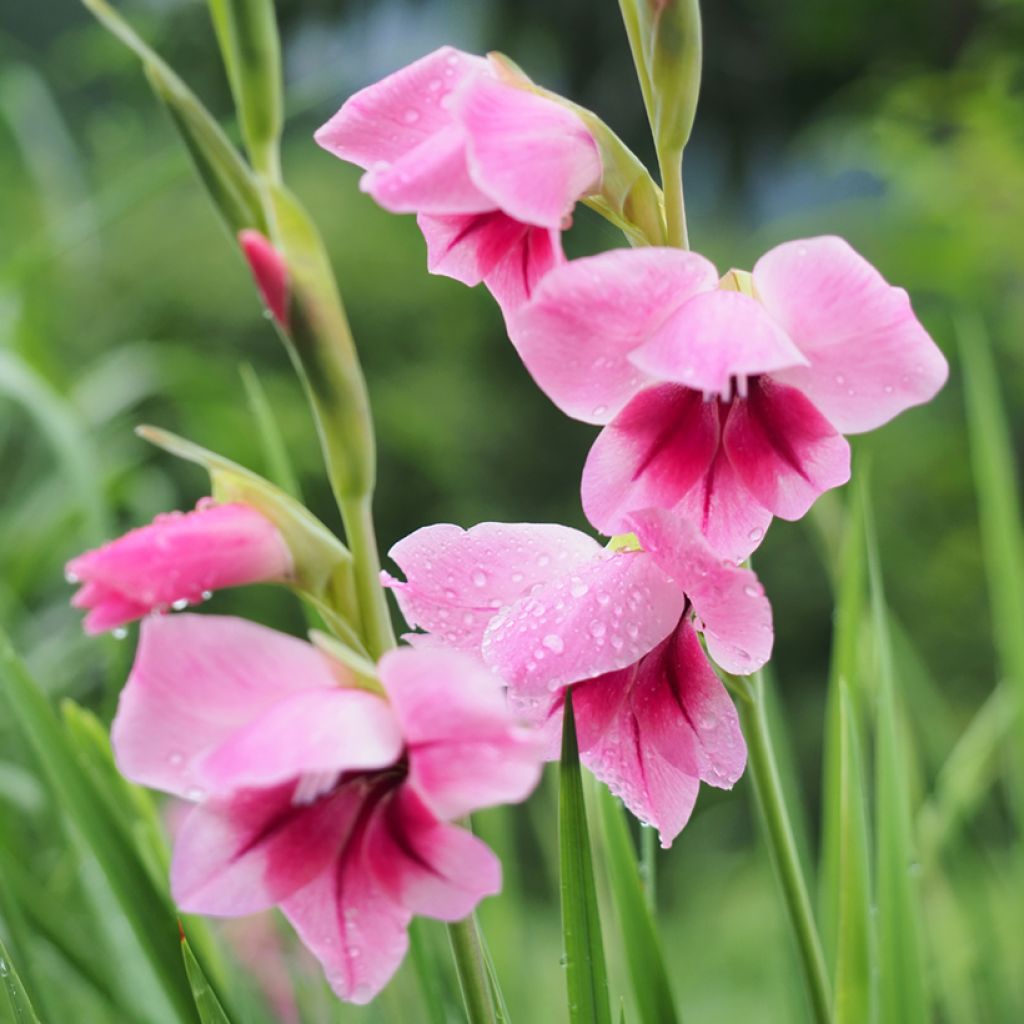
[
  {"left": 81, "top": 0, "right": 264, "bottom": 236},
  {"left": 559, "top": 691, "right": 612, "bottom": 1024},
  {"left": 0, "top": 630, "right": 199, "bottom": 1023},
  {"left": 866, "top": 496, "right": 930, "bottom": 1024},
  {"left": 592, "top": 785, "right": 679, "bottom": 1024},
  {"left": 240, "top": 363, "right": 303, "bottom": 499},
  {"left": 207, "top": 0, "right": 283, "bottom": 178},
  {"left": 181, "top": 934, "right": 233, "bottom": 1024},
  {"left": 0, "top": 937, "right": 42, "bottom": 1024}
]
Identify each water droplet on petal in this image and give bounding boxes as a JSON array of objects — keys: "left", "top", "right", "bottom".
[
  {"left": 403, "top": 108, "right": 420, "bottom": 124},
  {"left": 589, "top": 620, "right": 606, "bottom": 639},
  {"left": 171, "top": 598, "right": 189, "bottom": 611},
  {"left": 168, "top": 751, "right": 184, "bottom": 767},
  {"left": 112, "top": 627, "right": 128, "bottom": 640},
  {"left": 186, "top": 786, "right": 206, "bottom": 801},
  {"left": 743, "top": 584, "right": 759, "bottom": 598},
  {"left": 542, "top": 634, "right": 564, "bottom": 654},
  {"left": 748, "top": 527, "right": 764, "bottom": 542},
  {"left": 569, "top": 577, "right": 589, "bottom": 598},
  {"left": 471, "top": 568, "right": 487, "bottom": 588}
]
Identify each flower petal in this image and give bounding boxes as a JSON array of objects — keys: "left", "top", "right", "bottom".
[
  {"left": 483, "top": 224, "right": 564, "bottom": 319},
  {"left": 418, "top": 211, "right": 530, "bottom": 285},
  {"left": 382, "top": 522, "right": 602, "bottom": 650},
  {"left": 629, "top": 290, "right": 807, "bottom": 393},
  {"left": 511, "top": 249, "right": 719, "bottom": 425},
  {"left": 723, "top": 378, "right": 851, "bottom": 520},
  {"left": 281, "top": 812, "right": 412, "bottom": 1005},
  {"left": 627, "top": 508, "right": 773, "bottom": 674},
  {"left": 458, "top": 74, "right": 601, "bottom": 227},
  {"left": 196, "top": 688, "right": 402, "bottom": 796},
  {"left": 482, "top": 549, "right": 685, "bottom": 699},
  {"left": 314, "top": 46, "right": 489, "bottom": 168},
  {"left": 379, "top": 647, "right": 545, "bottom": 820},
  {"left": 367, "top": 789, "right": 501, "bottom": 921},
  {"left": 581, "top": 384, "right": 720, "bottom": 536},
  {"left": 111, "top": 614, "right": 344, "bottom": 799},
  {"left": 753, "top": 236, "right": 948, "bottom": 433},
  {"left": 171, "top": 782, "right": 362, "bottom": 916}
]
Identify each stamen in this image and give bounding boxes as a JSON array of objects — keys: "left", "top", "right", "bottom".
[{"left": 735, "top": 374, "right": 749, "bottom": 399}]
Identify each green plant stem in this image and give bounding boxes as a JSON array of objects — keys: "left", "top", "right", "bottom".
[
  {"left": 737, "top": 672, "right": 831, "bottom": 1024},
  {"left": 658, "top": 147, "right": 688, "bottom": 248},
  {"left": 448, "top": 915, "right": 497, "bottom": 1024},
  {"left": 338, "top": 494, "right": 395, "bottom": 659},
  {"left": 640, "top": 823, "right": 657, "bottom": 910}
]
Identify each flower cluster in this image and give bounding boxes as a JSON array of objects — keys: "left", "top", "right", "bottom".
[{"left": 68, "top": 41, "right": 948, "bottom": 1008}]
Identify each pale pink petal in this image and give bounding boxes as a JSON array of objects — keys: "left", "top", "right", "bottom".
[
  {"left": 483, "top": 224, "right": 564, "bottom": 318},
  {"left": 673, "top": 451, "right": 774, "bottom": 562},
  {"left": 511, "top": 249, "right": 719, "bottom": 425},
  {"left": 281, "top": 809, "right": 412, "bottom": 1005},
  {"left": 111, "top": 615, "right": 344, "bottom": 799},
  {"left": 723, "top": 378, "right": 851, "bottom": 520},
  {"left": 379, "top": 647, "right": 545, "bottom": 820},
  {"left": 314, "top": 46, "right": 490, "bottom": 168},
  {"left": 457, "top": 74, "right": 601, "bottom": 227},
  {"left": 629, "top": 290, "right": 807, "bottom": 392},
  {"left": 359, "top": 124, "right": 493, "bottom": 215},
  {"left": 581, "top": 384, "right": 720, "bottom": 536},
  {"left": 171, "top": 782, "right": 362, "bottom": 915},
  {"left": 239, "top": 230, "right": 289, "bottom": 328},
  {"left": 418, "top": 211, "right": 529, "bottom": 285},
  {"left": 66, "top": 503, "right": 293, "bottom": 634},
  {"left": 367, "top": 789, "right": 500, "bottom": 921},
  {"left": 481, "top": 548, "right": 685, "bottom": 699},
  {"left": 627, "top": 509, "right": 773, "bottom": 674},
  {"left": 754, "top": 236, "right": 948, "bottom": 433},
  {"left": 383, "top": 522, "right": 602, "bottom": 650},
  {"left": 196, "top": 688, "right": 402, "bottom": 796}
]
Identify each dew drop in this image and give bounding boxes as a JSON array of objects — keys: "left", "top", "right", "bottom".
[
  {"left": 471, "top": 568, "right": 488, "bottom": 588},
  {"left": 542, "top": 633, "right": 564, "bottom": 654},
  {"left": 64, "top": 569, "right": 79, "bottom": 584},
  {"left": 610, "top": 635, "right": 624, "bottom": 651},
  {"left": 112, "top": 627, "right": 128, "bottom": 640},
  {"left": 537, "top": 553, "right": 551, "bottom": 567},
  {"left": 512, "top": 571, "right": 525, "bottom": 584},
  {"left": 200, "top": 590, "right": 213, "bottom": 601},
  {"left": 168, "top": 751, "right": 184, "bottom": 767},
  {"left": 428, "top": 77, "right": 442, "bottom": 92},
  {"left": 834, "top": 374, "right": 845, "bottom": 385},
  {"left": 569, "top": 577, "right": 589, "bottom": 598},
  {"left": 743, "top": 584, "right": 759, "bottom": 598},
  {"left": 403, "top": 108, "right": 420, "bottom": 124},
  {"left": 884, "top": 384, "right": 894, "bottom": 394},
  {"left": 186, "top": 786, "right": 206, "bottom": 801},
  {"left": 589, "top": 620, "right": 606, "bottom": 638},
  {"left": 591, "top": 404, "right": 608, "bottom": 418},
  {"left": 748, "top": 527, "right": 764, "bottom": 542},
  {"left": 171, "top": 598, "right": 189, "bottom": 611}
]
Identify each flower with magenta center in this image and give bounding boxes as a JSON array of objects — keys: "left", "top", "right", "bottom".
[
  {"left": 112, "top": 613, "right": 545, "bottom": 1004},
  {"left": 383, "top": 510, "right": 772, "bottom": 845},
  {"left": 65, "top": 500, "right": 294, "bottom": 634},
  {"left": 315, "top": 46, "right": 602, "bottom": 317},
  {"left": 510, "top": 235, "right": 949, "bottom": 560}
]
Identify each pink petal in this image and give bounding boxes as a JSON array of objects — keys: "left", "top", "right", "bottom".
[
  {"left": 511, "top": 248, "right": 719, "bottom": 425},
  {"left": 314, "top": 46, "right": 489, "bottom": 168},
  {"left": 281, "top": 808, "right": 412, "bottom": 1005},
  {"left": 753, "top": 236, "right": 948, "bottom": 433},
  {"left": 239, "top": 230, "right": 289, "bottom": 328},
  {"left": 196, "top": 688, "right": 402, "bottom": 796},
  {"left": 66, "top": 503, "right": 293, "bottom": 634},
  {"left": 674, "top": 449, "right": 774, "bottom": 562},
  {"left": 379, "top": 647, "right": 545, "bottom": 820},
  {"left": 367, "top": 789, "right": 500, "bottom": 921},
  {"left": 481, "top": 548, "right": 685, "bottom": 699},
  {"left": 382, "top": 522, "right": 602, "bottom": 650},
  {"left": 723, "top": 378, "right": 851, "bottom": 521},
  {"left": 171, "top": 781, "right": 363, "bottom": 916},
  {"left": 627, "top": 509, "right": 773, "bottom": 674},
  {"left": 629, "top": 290, "right": 807, "bottom": 393},
  {"left": 359, "top": 124, "right": 493, "bottom": 215},
  {"left": 418, "top": 211, "right": 530, "bottom": 285},
  {"left": 581, "top": 384, "right": 720, "bottom": 536},
  {"left": 111, "top": 615, "right": 343, "bottom": 799},
  {"left": 457, "top": 74, "right": 601, "bottom": 227},
  {"left": 483, "top": 224, "right": 564, "bottom": 319}
]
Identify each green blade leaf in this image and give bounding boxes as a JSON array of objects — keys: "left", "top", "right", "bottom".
[
  {"left": 592, "top": 785, "right": 679, "bottom": 1024},
  {"left": 0, "top": 936, "right": 42, "bottom": 1024},
  {"left": 559, "top": 690, "right": 612, "bottom": 1024},
  {"left": 866, "top": 495, "right": 930, "bottom": 1024},
  {"left": 181, "top": 934, "right": 233, "bottom": 1024}
]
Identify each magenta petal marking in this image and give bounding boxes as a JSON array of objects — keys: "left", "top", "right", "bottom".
[
  {"left": 511, "top": 248, "right": 719, "bottom": 425},
  {"left": 753, "top": 236, "right": 948, "bottom": 433},
  {"left": 628, "top": 509, "right": 773, "bottom": 674},
  {"left": 723, "top": 378, "right": 851, "bottom": 520},
  {"left": 383, "top": 521, "right": 602, "bottom": 650},
  {"left": 581, "top": 384, "right": 720, "bottom": 536},
  {"left": 417, "top": 210, "right": 530, "bottom": 285},
  {"left": 111, "top": 614, "right": 342, "bottom": 799},
  {"left": 483, "top": 223, "right": 564, "bottom": 319}
]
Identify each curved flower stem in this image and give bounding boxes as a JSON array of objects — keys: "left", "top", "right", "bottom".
[
  {"left": 735, "top": 671, "right": 832, "bottom": 1024},
  {"left": 448, "top": 914, "right": 498, "bottom": 1024},
  {"left": 658, "top": 146, "right": 688, "bottom": 249},
  {"left": 338, "top": 494, "right": 395, "bottom": 659}
]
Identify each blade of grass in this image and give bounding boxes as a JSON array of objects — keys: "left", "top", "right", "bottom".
[
  {"left": 181, "top": 934, "right": 232, "bottom": 1024},
  {"left": 592, "top": 783, "right": 679, "bottom": 1024},
  {"left": 0, "top": 936, "right": 42, "bottom": 1024},
  {"left": 559, "top": 690, "right": 612, "bottom": 1024}
]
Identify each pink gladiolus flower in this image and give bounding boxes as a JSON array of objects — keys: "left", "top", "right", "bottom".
[
  {"left": 315, "top": 46, "right": 602, "bottom": 316},
  {"left": 239, "top": 229, "right": 289, "bottom": 328},
  {"left": 382, "top": 512, "right": 772, "bottom": 845},
  {"left": 511, "top": 236, "right": 949, "bottom": 560},
  {"left": 112, "top": 614, "right": 544, "bottom": 1004},
  {"left": 65, "top": 501, "right": 293, "bottom": 634}
]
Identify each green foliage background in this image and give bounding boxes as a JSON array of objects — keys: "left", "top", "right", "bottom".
[{"left": 0, "top": 0, "right": 1022, "bottom": 1021}]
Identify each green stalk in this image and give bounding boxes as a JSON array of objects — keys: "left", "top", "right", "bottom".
[
  {"left": 447, "top": 915, "right": 498, "bottom": 1024},
  {"left": 658, "top": 147, "right": 688, "bottom": 248},
  {"left": 640, "top": 822, "right": 657, "bottom": 910},
  {"left": 338, "top": 495, "right": 395, "bottom": 659},
  {"left": 737, "top": 672, "right": 831, "bottom": 1024}
]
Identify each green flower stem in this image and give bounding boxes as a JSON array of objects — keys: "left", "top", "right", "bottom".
[
  {"left": 338, "top": 494, "right": 395, "bottom": 660},
  {"left": 736, "top": 671, "right": 831, "bottom": 1024},
  {"left": 658, "top": 146, "right": 688, "bottom": 249},
  {"left": 640, "top": 821, "right": 657, "bottom": 910},
  {"left": 447, "top": 914, "right": 498, "bottom": 1024}
]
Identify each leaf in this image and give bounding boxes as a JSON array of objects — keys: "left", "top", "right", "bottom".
[
  {"left": 239, "top": 363, "right": 303, "bottom": 500},
  {"left": 559, "top": 690, "right": 612, "bottom": 1024},
  {"left": 866, "top": 494, "right": 930, "bottom": 1024},
  {"left": 592, "top": 785, "right": 679, "bottom": 1024},
  {"left": 0, "top": 937, "right": 42, "bottom": 1024},
  {"left": 181, "top": 934, "right": 233, "bottom": 1024}
]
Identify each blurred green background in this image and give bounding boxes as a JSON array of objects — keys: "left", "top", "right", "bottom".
[{"left": 1, "top": 0, "right": 1022, "bottom": 1021}]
